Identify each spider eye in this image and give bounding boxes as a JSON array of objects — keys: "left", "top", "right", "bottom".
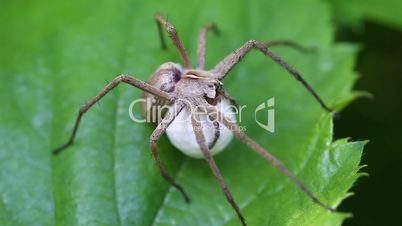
[{"left": 208, "top": 84, "right": 214, "bottom": 89}]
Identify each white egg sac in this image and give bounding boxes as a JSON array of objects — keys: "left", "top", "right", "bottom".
[{"left": 166, "top": 99, "right": 236, "bottom": 158}]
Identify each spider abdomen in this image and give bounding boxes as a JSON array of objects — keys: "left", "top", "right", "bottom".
[
  {"left": 141, "top": 62, "right": 183, "bottom": 124},
  {"left": 166, "top": 99, "right": 235, "bottom": 158}
]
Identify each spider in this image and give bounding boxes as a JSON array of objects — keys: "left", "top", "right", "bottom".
[{"left": 53, "top": 13, "right": 335, "bottom": 226}]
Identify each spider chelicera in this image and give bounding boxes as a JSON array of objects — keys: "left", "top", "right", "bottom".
[{"left": 53, "top": 13, "right": 335, "bottom": 226}]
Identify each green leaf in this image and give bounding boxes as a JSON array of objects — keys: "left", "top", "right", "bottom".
[
  {"left": 328, "top": 0, "right": 402, "bottom": 30},
  {"left": 0, "top": 0, "right": 365, "bottom": 225}
]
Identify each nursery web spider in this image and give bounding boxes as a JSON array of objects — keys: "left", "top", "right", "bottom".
[{"left": 53, "top": 13, "right": 335, "bottom": 226}]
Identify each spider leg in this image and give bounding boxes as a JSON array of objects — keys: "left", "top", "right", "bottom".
[
  {"left": 155, "top": 15, "right": 167, "bottom": 50},
  {"left": 265, "top": 39, "right": 314, "bottom": 53},
  {"left": 150, "top": 102, "right": 191, "bottom": 203},
  {"left": 208, "top": 120, "right": 220, "bottom": 149},
  {"left": 211, "top": 40, "right": 333, "bottom": 113},
  {"left": 205, "top": 105, "right": 335, "bottom": 212},
  {"left": 197, "top": 23, "right": 219, "bottom": 70},
  {"left": 155, "top": 13, "right": 191, "bottom": 68},
  {"left": 191, "top": 107, "right": 246, "bottom": 226},
  {"left": 221, "top": 88, "right": 239, "bottom": 108},
  {"left": 52, "top": 74, "right": 171, "bottom": 154}
]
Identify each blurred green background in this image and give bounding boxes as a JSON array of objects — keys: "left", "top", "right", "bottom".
[
  {"left": 328, "top": 0, "right": 402, "bottom": 225},
  {"left": 1, "top": 0, "right": 401, "bottom": 225},
  {"left": 335, "top": 13, "right": 402, "bottom": 226}
]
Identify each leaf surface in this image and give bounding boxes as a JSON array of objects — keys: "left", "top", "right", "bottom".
[{"left": 0, "top": 0, "right": 365, "bottom": 225}]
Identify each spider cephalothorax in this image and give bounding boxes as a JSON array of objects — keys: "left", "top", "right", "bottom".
[{"left": 53, "top": 13, "right": 335, "bottom": 226}]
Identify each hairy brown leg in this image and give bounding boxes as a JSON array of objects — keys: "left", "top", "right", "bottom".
[
  {"left": 221, "top": 89, "right": 239, "bottom": 108},
  {"left": 211, "top": 40, "right": 333, "bottom": 112},
  {"left": 52, "top": 74, "right": 171, "bottom": 154},
  {"left": 150, "top": 102, "right": 190, "bottom": 203},
  {"left": 155, "top": 14, "right": 167, "bottom": 50},
  {"left": 208, "top": 120, "right": 220, "bottom": 149},
  {"left": 155, "top": 13, "right": 191, "bottom": 68},
  {"left": 191, "top": 108, "right": 246, "bottom": 226},
  {"left": 205, "top": 105, "right": 335, "bottom": 212},
  {"left": 197, "top": 23, "right": 219, "bottom": 70},
  {"left": 265, "top": 39, "right": 314, "bottom": 53}
]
